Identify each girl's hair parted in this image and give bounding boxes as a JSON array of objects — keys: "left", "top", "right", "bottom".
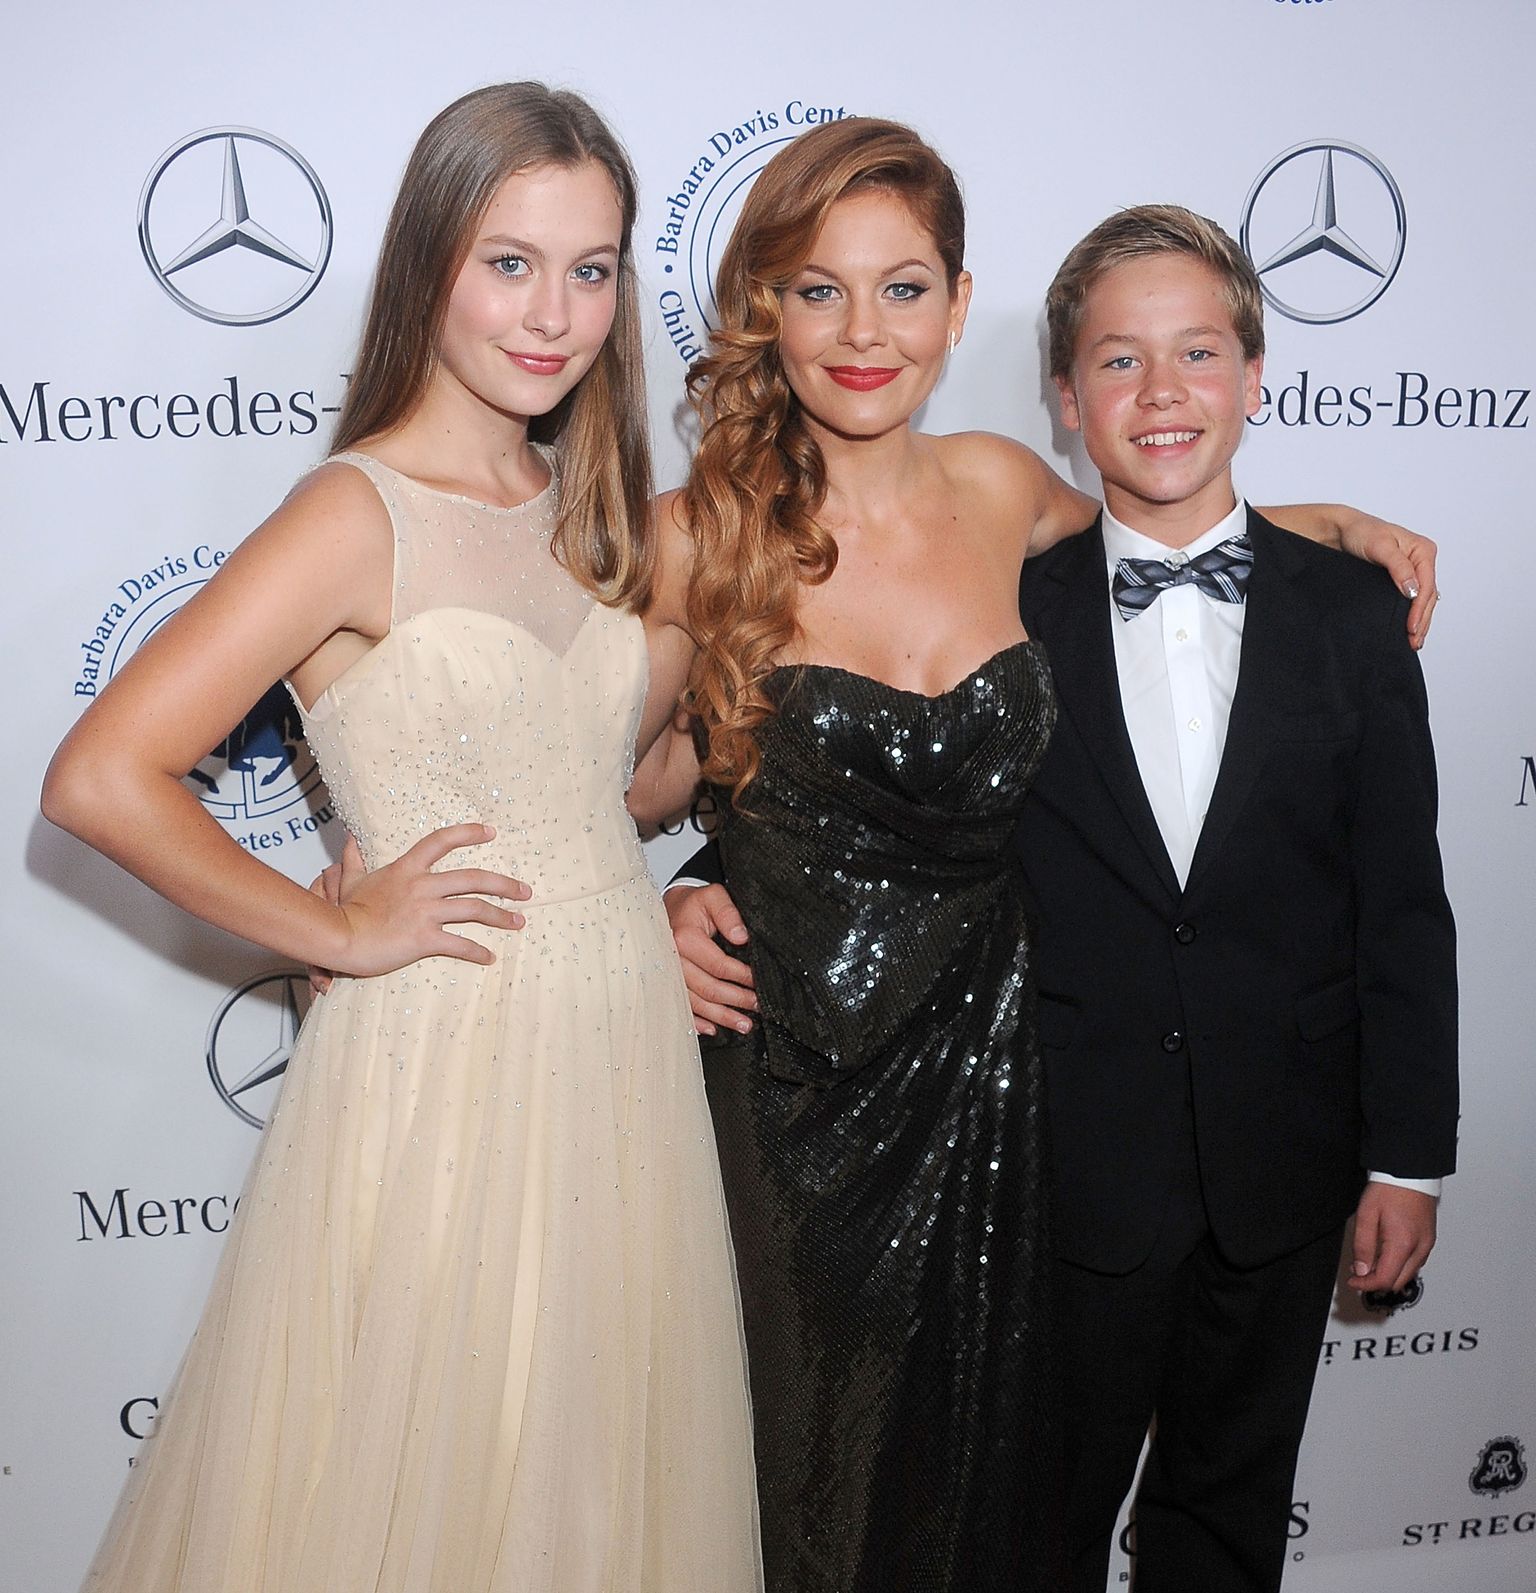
[{"left": 333, "top": 82, "right": 656, "bottom": 609}]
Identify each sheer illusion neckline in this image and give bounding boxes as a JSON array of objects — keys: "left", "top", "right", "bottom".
[
  {"left": 334, "top": 449, "right": 556, "bottom": 517},
  {"left": 769, "top": 637, "right": 1040, "bottom": 703}
]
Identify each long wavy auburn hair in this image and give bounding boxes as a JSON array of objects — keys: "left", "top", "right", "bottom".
[
  {"left": 333, "top": 83, "right": 655, "bottom": 610},
  {"left": 683, "top": 118, "right": 965, "bottom": 799}
]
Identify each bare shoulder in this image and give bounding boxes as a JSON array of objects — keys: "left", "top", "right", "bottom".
[
  {"left": 656, "top": 485, "right": 692, "bottom": 537},
  {"left": 934, "top": 431, "right": 1053, "bottom": 506},
  {"left": 264, "top": 457, "right": 393, "bottom": 550},
  {"left": 205, "top": 458, "right": 394, "bottom": 643},
  {"left": 929, "top": 432, "right": 1054, "bottom": 555}
]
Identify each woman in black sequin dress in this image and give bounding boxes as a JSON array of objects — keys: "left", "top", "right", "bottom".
[
  {"left": 696, "top": 653, "right": 1062, "bottom": 1591},
  {"left": 627, "top": 119, "right": 1431, "bottom": 1592},
  {"left": 630, "top": 119, "right": 1087, "bottom": 1593}
]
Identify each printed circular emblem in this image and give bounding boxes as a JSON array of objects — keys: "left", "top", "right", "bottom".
[
  {"left": 1362, "top": 1272, "right": 1424, "bottom": 1315},
  {"left": 138, "top": 127, "right": 333, "bottom": 326},
  {"left": 686, "top": 137, "right": 796, "bottom": 330},
  {"left": 102, "top": 573, "right": 324, "bottom": 823},
  {"left": 1240, "top": 140, "right": 1406, "bottom": 325},
  {"left": 206, "top": 971, "right": 310, "bottom": 1128},
  {"left": 1469, "top": 1436, "right": 1527, "bottom": 1499}
]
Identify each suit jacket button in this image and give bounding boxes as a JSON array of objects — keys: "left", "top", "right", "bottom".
[
  {"left": 1174, "top": 922, "right": 1196, "bottom": 944},
  {"left": 1161, "top": 1031, "right": 1184, "bottom": 1053}
]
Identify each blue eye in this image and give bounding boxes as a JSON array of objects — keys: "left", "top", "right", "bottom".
[
  {"left": 492, "top": 254, "right": 530, "bottom": 279},
  {"left": 885, "top": 281, "right": 928, "bottom": 301},
  {"left": 1187, "top": 348, "right": 1214, "bottom": 363},
  {"left": 1105, "top": 355, "right": 1136, "bottom": 371},
  {"left": 797, "top": 283, "right": 838, "bottom": 303},
  {"left": 573, "top": 262, "right": 612, "bottom": 285}
]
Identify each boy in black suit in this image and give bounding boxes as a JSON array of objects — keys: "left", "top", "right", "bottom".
[
  {"left": 1014, "top": 205, "right": 1456, "bottom": 1591},
  {"left": 666, "top": 207, "right": 1457, "bottom": 1592}
]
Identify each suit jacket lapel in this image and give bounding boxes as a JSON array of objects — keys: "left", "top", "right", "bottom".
[
  {"left": 1183, "top": 509, "right": 1306, "bottom": 897},
  {"left": 1026, "top": 524, "right": 1183, "bottom": 905}
]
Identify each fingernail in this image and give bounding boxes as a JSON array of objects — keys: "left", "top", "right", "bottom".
[
  {"left": 729, "top": 929, "right": 748, "bottom": 943},
  {"left": 736, "top": 1018, "right": 753, "bottom": 1033},
  {"left": 483, "top": 824, "right": 497, "bottom": 839},
  {"left": 1404, "top": 579, "right": 1419, "bottom": 599},
  {"left": 1353, "top": 1261, "right": 1370, "bottom": 1275},
  {"left": 511, "top": 914, "right": 525, "bottom": 928}
]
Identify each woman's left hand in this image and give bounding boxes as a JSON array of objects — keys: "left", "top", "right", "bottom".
[{"left": 1335, "top": 511, "right": 1440, "bottom": 648}]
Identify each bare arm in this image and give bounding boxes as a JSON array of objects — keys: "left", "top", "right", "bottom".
[
  {"left": 628, "top": 489, "right": 704, "bottom": 825},
  {"left": 628, "top": 715, "right": 702, "bottom": 828},
  {"left": 1017, "top": 448, "right": 1100, "bottom": 556},
  {"left": 41, "top": 465, "right": 527, "bottom": 974}
]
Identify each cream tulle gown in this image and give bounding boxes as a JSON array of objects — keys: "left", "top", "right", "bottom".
[{"left": 82, "top": 452, "right": 762, "bottom": 1593}]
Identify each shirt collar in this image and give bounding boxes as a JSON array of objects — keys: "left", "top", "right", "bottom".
[{"left": 1102, "top": 496, "right": 1249, "bottom": 576}]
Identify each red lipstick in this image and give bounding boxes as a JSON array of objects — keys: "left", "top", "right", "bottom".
[{"left": 825, "top": 366, "right": 901, "bottom": 392}]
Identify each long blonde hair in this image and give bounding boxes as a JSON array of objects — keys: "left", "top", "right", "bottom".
[
  {"left": 334, "top": 83, "right": 655, "bottom": 609},
  {"left": 683, "top": 118, "right": 965, "bottom": 798}
]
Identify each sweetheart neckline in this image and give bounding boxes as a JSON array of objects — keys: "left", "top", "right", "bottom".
[
  {"left": 290, "top": 603, "right": 632, "bottom": 722},
  {"left": 766, "top": 637, "right": 1042, "bottom": 703}
]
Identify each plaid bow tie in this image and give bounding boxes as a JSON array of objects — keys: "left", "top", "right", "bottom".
[{"left": 1112, "top": 533, "right": 1254, "bottom": 621}]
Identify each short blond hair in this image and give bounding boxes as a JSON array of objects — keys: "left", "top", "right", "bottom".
[{"left": 1046, "top": 204, "right": 1264, "bottom": 381}]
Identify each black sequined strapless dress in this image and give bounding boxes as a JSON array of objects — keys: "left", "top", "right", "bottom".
[{"left": 703, "top": 640, "right": 1062, "bottom": 1593}]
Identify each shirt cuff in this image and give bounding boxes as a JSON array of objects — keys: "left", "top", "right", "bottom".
[
  {"left": 1367, "top": 1171, "right": 1443, "bottom": 1198},
  {"left": 664, "top": 876, "right": 709, "bottom": 896}
]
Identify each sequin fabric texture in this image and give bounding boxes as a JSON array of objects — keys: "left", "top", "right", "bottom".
[
  {"left": 705, "top": 641, "right": 1062, "bottom": 1592},
  {"left": 81, "top": 452, "right": 762, "bottom": 1593}
]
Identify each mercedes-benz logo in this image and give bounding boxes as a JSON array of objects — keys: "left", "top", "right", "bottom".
[
  {"left": 205, "top": 971, "right": 310, "bottom": 1128},
  {"left": 1240, "top": 140, "right": 1406, "bottom": 326},
  {"left": 138, "top": 127, "right": 333, "bottom": 327}
]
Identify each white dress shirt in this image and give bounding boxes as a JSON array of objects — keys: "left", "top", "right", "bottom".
[{"left": 1102, "top": 498, "right": 1438, "bottom": 1200}]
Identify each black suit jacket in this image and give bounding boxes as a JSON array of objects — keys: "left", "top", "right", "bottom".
[{"left": 1015, "top": 509, "right": 1458, "bottom": 1272}]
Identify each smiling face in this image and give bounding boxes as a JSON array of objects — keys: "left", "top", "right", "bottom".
[
  {"left": 435, "top": 160, "right": 622, "bottom": 424},
  {"left": 777, "top": 189, "right": 971, "bottom": 442},
  {"left": 1055, "top": 252, "right": 1263, "bottom": 543}
]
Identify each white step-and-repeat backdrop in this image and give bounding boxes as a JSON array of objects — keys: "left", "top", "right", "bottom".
[{"left": 4, "top": 3, "right": 1533, "bottom": 1590}]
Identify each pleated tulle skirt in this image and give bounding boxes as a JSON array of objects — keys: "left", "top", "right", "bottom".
[{"left": 81, "top": 874, "right": 762, "bottom": 1593}]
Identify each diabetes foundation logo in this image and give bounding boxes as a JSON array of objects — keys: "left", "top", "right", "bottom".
[
  {"left": 207, "top": 971, "right": 310, "bottom": 1128},
  {"left": 650, "top": 97, "right": 858, "bottom": 366},
  {"left": 69, "top": 554, "right": 334, "bottom": 850},
  {"left": 138, "top": 127, "right": 333, "bottom": 327}
]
